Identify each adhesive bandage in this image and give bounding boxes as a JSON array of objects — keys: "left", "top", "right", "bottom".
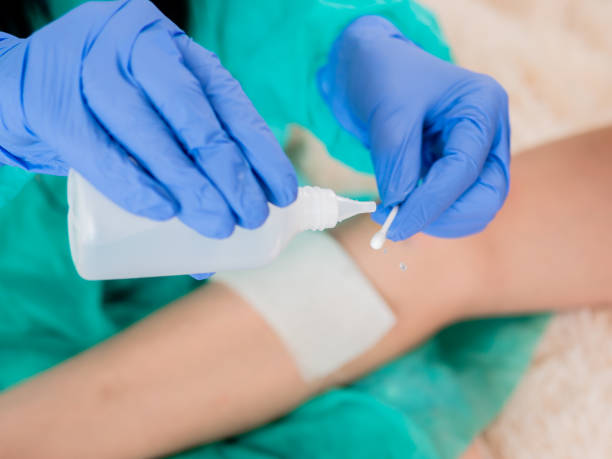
[{"left": 214, "top": 231, "right": 395, "bottom": 381}]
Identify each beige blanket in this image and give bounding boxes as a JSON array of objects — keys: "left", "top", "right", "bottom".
[{"left": 421, "top": 1, "right": 612, "bottom": 457}]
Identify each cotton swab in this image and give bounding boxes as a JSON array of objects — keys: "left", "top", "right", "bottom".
[{"left": 370, "top": 205, "right": 399, "bottom": 250}]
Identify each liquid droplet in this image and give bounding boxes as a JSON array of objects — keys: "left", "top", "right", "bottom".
[
  {"left": 399, "top": 262, "right": 407, "bottom": 271},
  {"left": 383, "top": 248, "right": 388, "bottom": 254}
]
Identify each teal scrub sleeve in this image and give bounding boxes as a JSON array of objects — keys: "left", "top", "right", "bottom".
[{"left": 188, "top": 0, "right": 452, "bottom": 175}]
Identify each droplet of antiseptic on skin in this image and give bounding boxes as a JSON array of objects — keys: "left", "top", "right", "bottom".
[
  {"left": 399, "top": 262, "right": 407, "bottom": 271},
  {"left": 383, "top": 248, "right": 388, "bottom": 254}
]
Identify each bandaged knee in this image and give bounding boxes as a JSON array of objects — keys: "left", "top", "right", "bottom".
[{"left": 214, "top": 231, "right": 395, "bottom": 381}]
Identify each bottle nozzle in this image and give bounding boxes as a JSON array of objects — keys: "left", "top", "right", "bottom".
[
  {"left": 293, "top": 187, "right": 376, "bottom": 232},
  {"left": 337, "top": 196, "right": 376, "bottom": 223}
]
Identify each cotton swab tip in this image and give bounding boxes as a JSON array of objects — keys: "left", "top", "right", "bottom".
[
  {"left": 370, "top": 231, "right": 386, "bottom": 250},
  {"left": 369, "top": 205, "right": 399, "bottom": 251}
]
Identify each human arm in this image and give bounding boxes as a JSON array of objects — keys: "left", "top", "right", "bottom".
[
  {"left": 0, "top": 127, "right": 611, "bottom": 458},
  {"left": 335, "top": 126, "right": 612, "bottom": 323}
]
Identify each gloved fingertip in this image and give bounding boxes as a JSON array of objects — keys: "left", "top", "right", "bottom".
[
  {"left": 371, "top": 206, "right": 388, "bottom": 225},
  {"left": 179, "top": 212, "right": 235, "bottom": 240},
  {"left": 191, "top": 273, "right": 214, "bottom": 280},
  {"left": 284, "top": 180, "right": 299, "bottom": 207},
  {"left": 374, "top": 199, "right": 403, "bottom": 218},
  {"left": 380, "top": 193, "right": 406, "bottom": 212},
  {"left": 423, "top": 219, "right": 488, "bottom": 239},
  {"left": 208, "top": 222, "right": 235, "bottom": 239},
  {"left": 238, "top": 199, "right": 270, "bottom": 230},
  {"left": 384, "top": 205, "right": 421, "bottom": 242},
  {"left": 386, "top": 227, "right": 417, "bottom": 242},
  {"left": 139, "top": 197, "right": 178, "bottom": 221},
  {"left": 270, "top": 172, "right": 298, "bottom": 208}
]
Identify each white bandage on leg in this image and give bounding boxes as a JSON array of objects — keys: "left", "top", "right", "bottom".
[{"left": 213, "top": 231, "right": 395, "bottom": 381}]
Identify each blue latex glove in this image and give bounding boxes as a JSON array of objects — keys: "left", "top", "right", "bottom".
[
  {"left": 0, "top": 0, "right": 297, "bottom": 243},
  {"left": 318, "top": 16, "right": 510, "bottom": 239}
]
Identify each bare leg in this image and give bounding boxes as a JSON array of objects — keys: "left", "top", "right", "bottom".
[{"left": 0, "top": 128, "right": 611, "bottom": 458}]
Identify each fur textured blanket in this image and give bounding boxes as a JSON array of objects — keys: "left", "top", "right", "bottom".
[{"left": 422, "top": 1, "right": 612, "bottom": 457}]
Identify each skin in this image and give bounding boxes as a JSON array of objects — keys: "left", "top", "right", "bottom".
[{"left": 0, "top": 127, "right": 611, "bottom": 458}]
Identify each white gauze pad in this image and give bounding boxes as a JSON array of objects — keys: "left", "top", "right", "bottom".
[{"left": 213, "top": 231, "right": 396, "bottom": 381}]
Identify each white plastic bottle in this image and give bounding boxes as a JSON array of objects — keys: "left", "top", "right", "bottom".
[{"left": 67, "top": 171, "right": 376, "bottom": 280}]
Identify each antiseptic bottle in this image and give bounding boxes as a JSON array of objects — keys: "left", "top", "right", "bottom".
[{"left": 67, "top": 171, "right": 375, "bottom": 280}]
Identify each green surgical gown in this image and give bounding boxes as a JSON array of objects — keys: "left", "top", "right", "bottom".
[{"left": 0, "top": 1, "right": 548, "bottom": 457}]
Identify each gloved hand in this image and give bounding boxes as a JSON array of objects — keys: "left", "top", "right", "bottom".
[
  {"left": 0, "top": 0, "right": 297, "bottom": 241},
  {"left": 318, "top": 16, "right": 510, "bottom": 239}
]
